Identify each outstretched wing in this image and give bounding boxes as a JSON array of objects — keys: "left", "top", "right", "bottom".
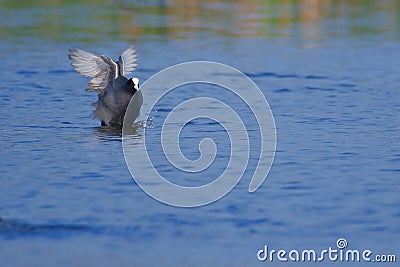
[
  {"left": 119, "top": 46, "right": 138, "bottom": 77},
  {"left": 68, "top": 48, "right": 117, "bottom": 94}
]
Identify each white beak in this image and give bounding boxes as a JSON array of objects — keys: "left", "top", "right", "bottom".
[{"left": 132, "top": 77, "right": 139, "bottom": 90}]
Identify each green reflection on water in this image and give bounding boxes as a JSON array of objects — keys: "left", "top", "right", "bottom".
[{"left": 0, "top": 0, "right": 399, "bottom": 43}]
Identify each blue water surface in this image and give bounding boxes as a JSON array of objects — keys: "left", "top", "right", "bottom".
[{"left": 0, "top": 0, "right": 399, "bottom": 266}]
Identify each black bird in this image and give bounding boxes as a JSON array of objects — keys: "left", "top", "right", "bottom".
[{"left": 68, "top": 46, "right": 142, "bottom": 126}]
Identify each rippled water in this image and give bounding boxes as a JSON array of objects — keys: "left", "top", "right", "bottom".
[{"left": 0, "top": 0, "right": 399, "bottom": 266}]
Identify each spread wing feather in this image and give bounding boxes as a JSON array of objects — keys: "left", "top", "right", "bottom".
[
  {"left": 120, "top": 46, "right": 138, "bottom": 76},
  {"left": 68, "top": 48, "right": 117, "bottom": 94}
]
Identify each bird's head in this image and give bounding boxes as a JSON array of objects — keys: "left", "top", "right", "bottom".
[{"left": 129, "top": 77, "right": 139, "bottom": 91}]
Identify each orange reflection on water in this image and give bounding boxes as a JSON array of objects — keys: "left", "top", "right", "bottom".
[{"left": 1, "top": 0, "right": 398, "bottom": 44}]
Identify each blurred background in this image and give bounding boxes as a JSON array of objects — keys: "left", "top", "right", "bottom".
[
  {"left": 0, "top": 0, "right": 399, "bottom": 266},
  {"left": 1, "top": 0, "right": 399, "bottom": 44}
]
